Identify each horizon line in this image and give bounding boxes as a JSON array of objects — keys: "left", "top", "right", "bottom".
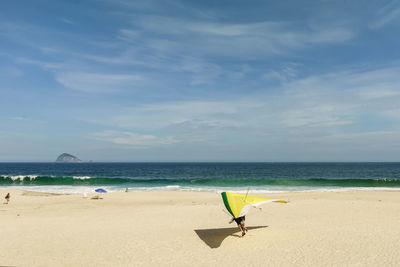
[{"left": 1, "top": 161, "right": 400, "bottom": 164}]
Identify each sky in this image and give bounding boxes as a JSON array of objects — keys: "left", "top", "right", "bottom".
[{"left": 1, "top": 0, "right": 400, "bottom": 162}]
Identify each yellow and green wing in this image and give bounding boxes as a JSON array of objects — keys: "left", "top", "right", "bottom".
[{"left": 221, "top": 192, "right": 287, "bottom": 218}]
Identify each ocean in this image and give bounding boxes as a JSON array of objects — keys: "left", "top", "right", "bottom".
[{"left": 1, "top": 162, "right": 400, "bottom": 194}]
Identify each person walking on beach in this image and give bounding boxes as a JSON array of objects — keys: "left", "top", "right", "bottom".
[
  {"left": 230, "top": 215, "right": 248, "bottom": 236},
  {"left": 4, "top": 193, "right": 10, "bottom": 204}
]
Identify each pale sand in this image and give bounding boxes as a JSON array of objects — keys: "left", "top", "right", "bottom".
[{"left": 1, "top": 189, "right": 400, "bottom": 266}]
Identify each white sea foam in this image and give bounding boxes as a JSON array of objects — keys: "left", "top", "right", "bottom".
[
  {"left": 165, "top": 185, "right": 181, "bottom": 190},
  {"left": 113, "top": 185, "right": 400, "bottom": 193},
  {"left": 1, "top": 175, "right": 39, "bottom": 181},
  {"left": 1, "top": 185, "right": 116, "bottom": 194},
  {"left": 1, "top": 184, "right": 399, "bottom": 194},
  {"left": 72, "top": 176, "right": 92, "bottom": 180}
]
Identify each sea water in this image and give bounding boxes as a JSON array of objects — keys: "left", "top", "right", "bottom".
[{"left": 1, "top": 162, "right": 400, "bottom": 194}]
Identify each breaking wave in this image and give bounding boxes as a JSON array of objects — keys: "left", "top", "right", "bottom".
[{"left": 1, "top": 175, "right": 400, "bottom": 188}]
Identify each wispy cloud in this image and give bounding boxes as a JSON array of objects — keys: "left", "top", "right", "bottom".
[
  {"left": 170, "top": 57, "right": 223, "bottom": 85},
  {"left": 60, "top": 18, "right": 74, "bottom": 25},
  {"left": 263, "top": 63, "right": 300, "bottom": 82},
  {"left": 93, "top": 130, "right": 180, "bottom": 146},
  {"left": 17, "top": 57, "right": 67, "bottom": 70},
  {"left": 308, "top": 131, "right": 400, "bottom": 152},
  {"left": 2, "top": 0, "right": 400, "bottom": 161},
  {"left": 82, "top": 63, "right": 400, "bottom": 151},
  {"left": 370, "top": 2, "right": 400, "bottom": 29},
  {"left": 92, "top": 100, "right": 257, "bottom": 131},
  {"left": 5, "top": 5, "right": 358, "bottom": 89},
  {"left": 9, "top": 116, "right": 27, "bottom": 121},
  {"left": 55, "top": 72, "right": 144, "bottom": 93},
  {"left": 16, "top": 57, "right": 146, "bottom": 93},
  {"left": 120, "top": 16, "right": 355, "bottom": 58}
]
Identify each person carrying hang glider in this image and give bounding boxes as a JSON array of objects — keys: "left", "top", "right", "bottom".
[
  {"left": 221, "top": 191, "right": 287, "bottom": 236},
  {"left": 229, "top": 215, "right": 247, "bottom": 236}
]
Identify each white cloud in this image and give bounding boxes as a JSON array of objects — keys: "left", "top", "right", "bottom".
[
  {"left": 93, "top": 130, "right": 180, "bottom": 146},
  {"left": 17, "top": 57, "right": 67, "bottom": 70},
  {"left": 17, "top": 57, "right": 148, "bottom": 93},
  {"left": 281, "top": 107, "right": 355, "bottom": 128},
  {"left": 55, "top": 72, "right": 143, "bottom": 93},
  {"left": 170, "top": 57, "right": 223, "bottom": 85},
  {"left": 9, "top": 116, "right": 27, "bottom": 121},
  {"left": 94, "top": 100, "right": 259, "bottom": 131},
  {"left": 370, "top": 3, "right": 400, "bottom": 29},
  {"left": 8, "top": 11, "right": 356, "bottom": 87},
  {"left": 263, "top": 63, "right": 300, "bottom": 82},
  {"left": 79, "top": 63, "right": 400, "bottom": 154},
  {"left": 313, "top": 130, "right": 400, "bottom": 149},
  {"left": 119, "top": 16, "right": 355, "bottom": 59},
  {"left": 358, "top": 89, "right": 400, "bottom": 99},
  {"left": 381, "top": 108, "right": 400, "bottom": 121},
  {"left": 60, "top": 18, "right": 74, "bottom": 24}
]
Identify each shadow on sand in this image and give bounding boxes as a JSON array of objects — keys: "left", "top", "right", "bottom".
[{"left": 194, "top": 226, "right": 268, "bottom": 248}]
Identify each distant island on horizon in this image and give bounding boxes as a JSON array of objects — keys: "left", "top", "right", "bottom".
[
  {"left": 55, "top": 153, "right": 82, "bottom": 163},
  {"left": 2, "top": 160, "right": 400, "bottom": 163}
]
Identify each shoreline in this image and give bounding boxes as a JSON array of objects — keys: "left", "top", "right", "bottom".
[
  {"left": 1, "top": 189, "right": 399, "bottom": 266},
  {"left": 2, "top": 185, "right": 400, "bottom": 195}
]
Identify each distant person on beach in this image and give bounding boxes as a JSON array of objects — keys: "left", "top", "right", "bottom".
[
  {"left": 230, "top": 216, "right": 248, "bottom": 236},
  {"left": 5, "top": 193, "right": 10, "bottom": 204},
  {"left": 125, "top": 188, "right": 128, "bottom": 192}
]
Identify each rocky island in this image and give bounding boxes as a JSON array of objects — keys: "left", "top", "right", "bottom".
[{"left": 55, "top": 153, "right": 82, "bottom": 163}]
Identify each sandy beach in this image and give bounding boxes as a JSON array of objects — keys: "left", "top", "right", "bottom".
[{"left": 1, "top": 189, "right": 399, "bottom": 266}]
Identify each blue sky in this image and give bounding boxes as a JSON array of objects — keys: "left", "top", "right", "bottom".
[{"left": 1, "top": 0, "right": 400, "bottom": 162}]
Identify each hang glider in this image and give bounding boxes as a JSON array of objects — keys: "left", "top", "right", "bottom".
[{"left": 221, "top": 191, "right": 287, "bottom": 218}]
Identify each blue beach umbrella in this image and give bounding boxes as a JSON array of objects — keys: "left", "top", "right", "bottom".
[{"left": 95, "top": 188, "right": 107, "bottom": 193}]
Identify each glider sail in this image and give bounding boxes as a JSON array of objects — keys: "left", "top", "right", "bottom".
[{"left": 221, "top": 192, "right": 287, "bottom": 218}]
